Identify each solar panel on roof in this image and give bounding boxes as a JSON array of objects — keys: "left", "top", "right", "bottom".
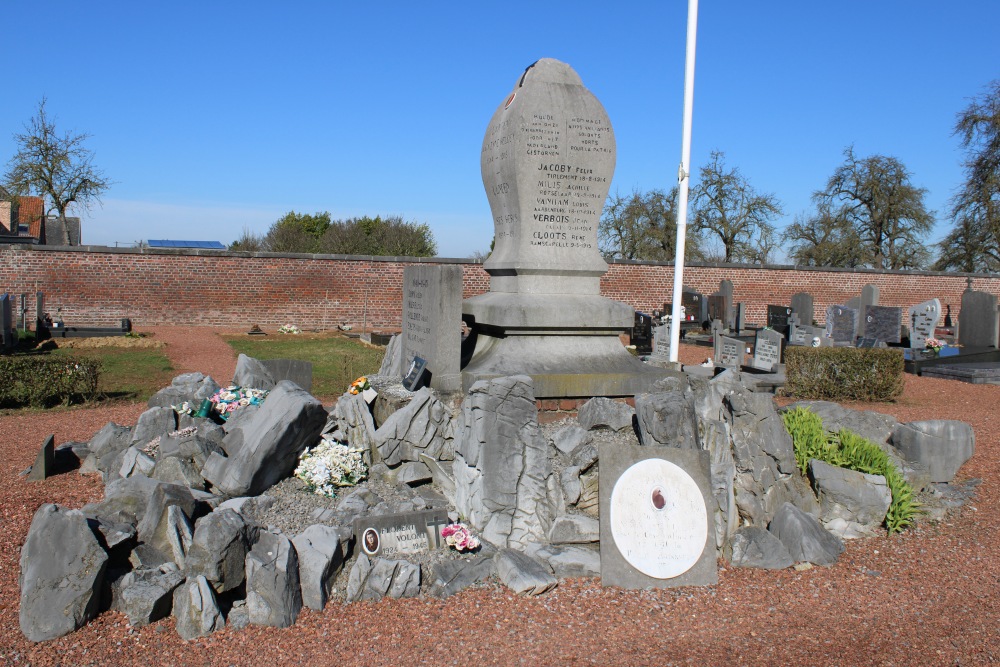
[{"left": 147, "top": 240, "right": 226, "bottom": 249}]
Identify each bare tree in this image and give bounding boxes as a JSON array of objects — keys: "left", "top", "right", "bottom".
[
  {"left": 692, "top": 151, "right": 782, "bottom": 264},
  {"left": 783, "top": 202, "right": 866, "bottom": 267},
  {"left": 816, "top": 146, "right": 933, "bottom": 269},
  {"left": 598, "top": 187, "right": 703, "bottom": 261},
  {"left": 936, "top": 80, "right": 1000, "bottom": 272},
  {"left": 4, "top": 99, "right": 112, "bottom": 244}
]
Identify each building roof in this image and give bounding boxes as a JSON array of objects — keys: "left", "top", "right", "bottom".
[
  {"left": 18, "top": 197, "right": 45, "bottom": 241},
  {"left": 147, "top": 239, "right": 226, "bottom": 249}
]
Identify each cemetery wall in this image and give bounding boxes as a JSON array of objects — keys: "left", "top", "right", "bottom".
[{"left": 1, "top": 245, "right": 998, "bottom": 330}]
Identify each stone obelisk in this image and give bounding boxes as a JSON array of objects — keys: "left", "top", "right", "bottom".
[{"left": 462, "top": 58, "right": 670, "bottom": 397}]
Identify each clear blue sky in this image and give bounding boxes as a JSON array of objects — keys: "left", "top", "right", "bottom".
[{"left": 2, "top": 1, "right": 997, "bottom": 259}]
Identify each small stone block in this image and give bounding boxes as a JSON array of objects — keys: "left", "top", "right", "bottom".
[{"left": 27, "top": 435, "right": 55, "bottom": 481}]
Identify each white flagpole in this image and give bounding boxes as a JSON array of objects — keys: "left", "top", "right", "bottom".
[{"left": 668, "top": 0, "right": 699, "bottom": 363}]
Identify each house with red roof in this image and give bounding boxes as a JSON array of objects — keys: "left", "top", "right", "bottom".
[{"left": 0, "top": 196, "right": 81, "bottom": 245}]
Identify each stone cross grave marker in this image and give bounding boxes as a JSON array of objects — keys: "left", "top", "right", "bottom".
[
  {"left": 715, "top": 335, "right": 745, "bottom": 369},
  {"left": 958, "top": 290, "right": 999, "bottom": 349},
  {"left": 352, "top": 509, "right": 451, "bottom": 559},
  {"left": 766, "top": 305, "right": 793, "bottom": 338},
  {"left": 825, "top": 305, "right": 858, "bottom": 344},
  {"left": 862, "top": 305, "right": 902, "bottom": 344},
  {"left": 401, "top": 265, "right": 463, "bottom": 392},
  {"left": 790, "top": 292, "right": 814, "bottom": 325},
  {"left": 908, "top": 298, "right": 941, "bottom": 350},
  {"left": 751, "top": 328, "right": 783, "bottom": 371},
  {"left": 599, "top": 443, "right": 717, "bottom": 589}
]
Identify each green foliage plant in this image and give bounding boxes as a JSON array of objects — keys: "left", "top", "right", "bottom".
[
  {"left": 0, "top": 355, "right": 100, "bottom": 408},
  {"left": 783, "top": 346, "right": 904, "bottom": 402},
  {"left": 781, "top": 407, "right": 920, "bottom": 533}
]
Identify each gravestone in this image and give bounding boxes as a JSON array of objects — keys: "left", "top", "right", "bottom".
[
  {"left": 631, "top": 311, "right": 653, "bottom": 355},
  {"left": 790, "top": 292, "right": 814, "bottom": 325},
  {"left": 0, "top": 294, "right": 13, "bottom": 352},
  {"left": 734, "top": 303, "right": 745, "bottom": 334},
  {"left": 862, "top": 305, "right": 902, "bottom": 344},
  {"left": 908, "top": 298, "right": 942, "bottom": 350},
  {"left": 683, "top": 288, "right": 707, "bottom": 325},
  {"left": 716, "top": 280, "right": 735, "bottom": 329},
  {"left": 825, "top": 305, "right": 858, "bottom": 344},
  {"left": 649, "top": 324, "right": 670, "bottom": 362},
  {"left": 707, "top": 295, "right": 727, "bottom": 326},
  {"left": 599, "top": 443, "right": 717, "bottom": 588},
  {"left": 751, "top": 328, "right": 783, "bottom": 371},
  {"left": 353, "top": 509, "right": 451, "bottom": 559},
  {"left": 35, "top": 291, "right": 49, "bottom": 340},
  {"left": 402, "top": 265, "right": 463, "bottom": 392},
  {"left": 857, "top": 284, "right": 880, "bottom": 337},
  {"left": 958, "top": 290, "right": 999, "bottom": 349},
  {"left": 261, "top": 359, "right": 313, "bottom": 393},
  {"left": 766, "top": 305, "right": 793, "bottom": 338},
  {"left": 715, "top": 335, "right": 745, "bottom": 369},
  {"left": 789, "top": 314, "right": 830, "bottom": 348},
  {"left": 461, "top": 58, "right": 667, "bottom": 397}
]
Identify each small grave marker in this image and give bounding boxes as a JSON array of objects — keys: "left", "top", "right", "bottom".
[
  {"left": 27, "top": 435, "right": 55, "bottom": 482},
  {"left": 908, "top": 298, "right": 942, "bottom": 350},
  {"left": 0, "top": 294, "right": 13, "bottom": 352},
  {"left": 353, "top": 509, "right": 451, "bottom": 558},
  {"left": 751, "top": 328, "right": 783, "bottom": 371},
  {"left": 715, "top": 335, "right": 745, "bottom": 368}
]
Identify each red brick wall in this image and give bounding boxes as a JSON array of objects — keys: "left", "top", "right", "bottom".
[{"left": 1, "top": 245, "right": 997, "bottom": 330}]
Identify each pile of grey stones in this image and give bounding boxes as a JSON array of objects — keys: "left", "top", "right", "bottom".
[{"left": 19, "top": 350, "right": 977, "bottom": 643}]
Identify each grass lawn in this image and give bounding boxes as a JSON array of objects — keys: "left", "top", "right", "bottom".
[
  {"left": 222, "top": 333, "right": 385, "bottom": 400},
  {"left": 46, "top": 345, "right": 176, "bottom": 403}
]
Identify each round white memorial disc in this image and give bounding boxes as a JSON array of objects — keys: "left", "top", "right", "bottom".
[{"left": 609, "top": 458, "right": 708, "bottom": 579}]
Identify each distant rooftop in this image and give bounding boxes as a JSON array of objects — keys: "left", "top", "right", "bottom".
[{"left": 147, "top": 239, "right": 226, "bottom": 249}]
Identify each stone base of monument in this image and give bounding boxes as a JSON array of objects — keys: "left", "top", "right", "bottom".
[{"left": 461, "top": 334, "right": 675, "bottom": 398}]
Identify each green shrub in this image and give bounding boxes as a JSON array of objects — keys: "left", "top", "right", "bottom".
[
  {"left": 783, "top": 346, "right": 904, "bottom": 402},
  {"left": 781, "top": 407, "right": 920, "bottom": 534},
  {"left": 0, "top": 356, "right": 101, "bottom": 408}
]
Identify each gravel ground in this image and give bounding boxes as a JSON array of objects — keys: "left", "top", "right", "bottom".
[{"left": 1, "top": 331, "right": 998, "bottom": 666}]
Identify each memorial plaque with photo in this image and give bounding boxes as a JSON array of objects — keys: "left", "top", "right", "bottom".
[
  {"left": 631, "top": 311, "right": 653, "bottom": 355},
  {"left": 766, "top": 305, "right": 793, "bottom": 337},
  {"left": 863, "top": 305, "right": 902, "bottom": 344},
  {"left": 599, "top": 443, "right": 717, "bottom": 589},
  {"left": 752, "top": 328, "right": 783, "bottom": 371},
  {"left": 715, "top": 335, "right": 744, "bottom": 368},
  {"left": 826, "top": 305, "right": 858, "bottom": 344},
  {"left": 353, "top": 509, "right": 451, "bottom": 559},
  {"left": 682, "top": 289, "right": 707, "bottom": 324},
  {"left": 402, "top": 265, "right": 463, "bottom": 391},
  {"left": 908, "top": 298, "right": 941, "bottom": 350}
]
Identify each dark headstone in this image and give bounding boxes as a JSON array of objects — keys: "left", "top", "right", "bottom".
[
  {"left": 857, "top": 284, "right": 880, "bottom": 337},
  {"left": 682, "top": 289, "right": 707, "bottom": 324},
  {"left": 261, "top": 359, "right": 313, "bottom": 392},
  {"left": 863, "top": 305, "right": 902, "bottom": 344},
  {"left": 958, "top": 290, "right": 999, "bottom": 349},
  {"left": 27, "top": 435, "right": 56, "bottom": 481},
  {"left": 352, "top": 509, "right": 451, "bottom": 558},
  {"left": 734, "top": 302, "right": 745, "bottom": 334},
  {"left": 0, "top": 293, "right": 13, "bottom": 352},
  {"left": 766, "top": 305, "right": 793, "bottom": 337},
  {"left": 908, "top": 298, "right": 942, "bottom": 350},
  {"left": 856, "top": 337, "right": 880, "bottom": 349},
  {"left": 631, "top": 311, "right": 653, "bottom": 355},
  {"left": 790, "top": 292, "right": 814, "bottom": 324},
  {"left": 707, "top": 295, "right": 727, "bottom": 325},
  {"left": 825, "top": 305, "right": 858, "bottom": 344}
]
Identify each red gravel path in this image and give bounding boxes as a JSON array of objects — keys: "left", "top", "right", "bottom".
[{"left": 1, "top": 338, "right": 998, "bottom": 666}]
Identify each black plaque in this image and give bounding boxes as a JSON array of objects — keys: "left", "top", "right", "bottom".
[
  {"left": 402, "top": 356, "right": 429, "bottom": 391},
  {"left": 631, "top": 311, "right": 653, "bottom": 355},
  {"left": 767, "top": 305, "right": 793, "bottom": 337},
  {"left": 863, "top": 305, "right": 902, "bottom": 344}
]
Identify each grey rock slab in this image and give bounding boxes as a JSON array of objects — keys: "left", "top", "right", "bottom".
[
  {"left": 577, "top": 397, "right": 635, "bottom": 432},
  {"left": 202, "top": 380, "right": 327, "bottom": 497},
  {"left": 494, "top": 549, "right": 557, "bottom": 596},
  {"left": 131, "top": 406, "right": 177, "bottom": 447},
  {"left": 89, "top": 474, "right": 165, "bottom": 526},
  {"left": 547, "top": 514, "right": 600, "bottom": 544},
  {"left": 120, "top": 446, "right": 156, "bottom": 478},
  {"left": 26, "top": 434, "right": 55, "bottom": 481},
  {"left": 768, "top": 502, "right": 844, "bottom": 566},
  {"left": 428, "top": 556, "right": 496, "bottom": 598},
  {"left": 151, "top": 456, "right": 206, "bottom": 490},
  {"left": 232, "top": 353, "right": 277, "bottom": 390},
  {"left": 419, "top": 453, "right": 457, "bottom": 504},
  {"left": 19, "top": 505, "right": 109, "bottom": 642},
  {"left": 345, "top": 556, "right": 421, "bottom": 602},
  {"left": 530, "top": 544, "right": 601, "bottom": 579},
  {"left": 809, "top": 459, "right": 890, "bottom": 537},
  {"left": 147, "top": 372, "right": 221, "bottom": 410},
  {"left": 377, "top": 334, "right": 405, "bottom": 377},
  {"left": 329, "top": 392, "right": 378, "bottom": 459},
  {"left": 373, "top": 387, "right": 456, "bottom": 465},
  {"left": 291, "top": 524, "right": 351, "bottom": 611},
  {"left": 560, "top": 466, "right": 583, "bottom": 506},
  {"left": 118, "top": 567, "right": 186, "bottom": 627},
  {"left": 724, "top": 526, "right": 794, "bottom": 570},
  {"left": 634, "top": 391, "right": 699, "bottom": 449},
  {"left": 550, "top": 425, "right": 591, "bottom": 459},
  {"left": 185, "top": 508, "right": 259, "bottom": 594},
  {"left": 136, "top": 482, "right": 197, "bottom": 560},
  {"left": 891, "top": 420, "right": 975, "bottom": 483},
  {"left": 245, "top": 530, "right": 302, "bottom": 627},
  {"left": 172, "top": 576, "right": 225, "bottom": 640},
  {"left": 392, "top": 460, "right": 433, "bottom": 486}
]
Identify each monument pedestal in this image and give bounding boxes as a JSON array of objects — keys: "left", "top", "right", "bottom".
[{"left": 463, "top": 293, "right": 673, "bottom": 397}]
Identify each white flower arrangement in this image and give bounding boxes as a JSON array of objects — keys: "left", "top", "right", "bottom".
[
  {"left": 294, "top": 436, "right": 368, "bottom": 497},
  {"left": 278, "top": 324, "right": 301, "bottom": 335}
]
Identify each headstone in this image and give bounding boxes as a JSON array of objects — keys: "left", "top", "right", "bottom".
[
  {"left": 734, "top": 302, "right": 745, "bottom": 334},
  {"left": 908, "top": 298, "right": 942, "bottom": 350},
  {"left": 766, "top": 305, "right": 793, "bottom": 338},
  {"left": 715, "top": 335, "right": 744, "bottom": 369},
  {"left": 260, "top": 359, "right": 313, "bottom": 392},
  {"left": 825, "top": 305, "right": 858, "bottom": 344},
  {"left": 683, "top": 288, "right": 707, "bottom": 324},
  {"left": 599, "top": 443, "right": 717, "bottom": 588},
  {"left": 856, "top": 337, "right": 880, "bottom": 349},
  {"left": 862, "top": 305, "right": 902, "bottom": 344},
  {"left": 751, "top": 328, "right": 783, "bottom": 371},
  {"left": 790, "top": 292, "right": 814, "bottom": 325},
  {"left": 649, "top": 324, "right": 670, "bottom": 362},
  {"left": 958, "top": 290, "right": 999, "bottom": 349},
  {"left": 35, "top": 291, "right": 49, "bottom": 340},
  {"left": 707, "top": 295, "right": 727, "bottom": 325},
  {"left": 631, "top": 311, "right": 653, "bottom": 355},
  {"left": 461, "top": 58, "right": 667, "bottom": 397},
  {"left": 352, "top": 509, "right": 451, "bottom": 559},
  {"left": 857, "top": 284, "right": 880, "bottom": 337},
  {"left": 0, "top": 293, "right": 13, "bottom": 351},
  {"left": 711, "top": 280, "right": 735, "bottom": 329},
  {"left": 402, "top": 265, "right": 463, "bottom": 392},
  {"left": 402, "top": 356, "right": 430, "bottom": 391}
]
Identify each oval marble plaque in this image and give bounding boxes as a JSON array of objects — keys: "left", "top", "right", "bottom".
[{"left": 609, "top": 458, "right": 708, "bottom": 579}]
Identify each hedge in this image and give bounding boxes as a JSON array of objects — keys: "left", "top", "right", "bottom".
[
  {"left": 0, "top": 356, "right": 101, "bottom": 408},
  {"left": 783, "top": 346, "right": 904, "bottom": 402}
]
